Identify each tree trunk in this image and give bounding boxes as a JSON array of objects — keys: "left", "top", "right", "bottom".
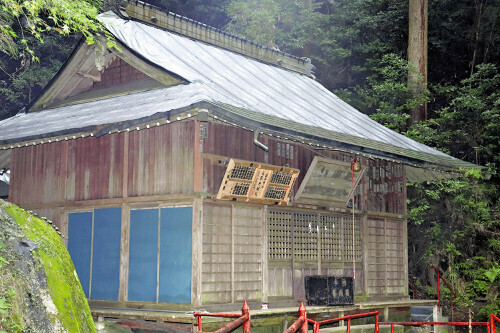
[
  {"left": 408, "top": 0, "right": 428, "bottom": 123},
  {"left": 470, "top": 0, "right": 484, "bottom": 77}
]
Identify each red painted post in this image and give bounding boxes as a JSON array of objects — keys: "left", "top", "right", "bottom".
[
  {"left": 197, "top": 315, "right": 202, "bottom": 332},
  {"left": 408, "top": 282, "right": 416, "bottom": 299},
  {"left": 347, "top": 318, "right": 352, "bottom": 333},
  {"left": 491, "top": 314, "right": 496, "bottom": 333},
  {"left": 391, "top": 323, "right": 394, "bottom": 333},
  {"left": 314, "top": 321, "right": 320, "bottom": 333},
  {"left": 375, "top": 312, "right": 379, "bottom": 333},
  {"left": 284, "top": 318, "right": 305, "bottom": 333},
  {"left": 242, "top": 301, "right": 251, "bottom": 333},
  {"left": 215, "top": 314, "right": 250, "bottom": 333},
  {"left": 299, "top": 302, "right": 308, "bottom": 333}
]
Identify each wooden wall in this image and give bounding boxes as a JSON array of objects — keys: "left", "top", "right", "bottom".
[
  {"left": 9, "top": 120, "right": 195, "bottom": 226},
  {"left": 198, "top": 202, "right": 408, "bottom": 304},
  {"left": 90, "top": 57, "right": 149, "bottom": 90},
  {"left": 365, "top": 218, "right": 407, "bottom": 297},
  {"left": 8, "top": 118, "right": 409, "bottom": 305},
  {"left": 201, "top": 122, "right": 406, "bottom": 215},
  {"left": 127, "top": 122, "right": 195, "bottom": 197},
  {"left": 201, "top": 203, "right": 264, "bottom": 303},
  {"left": 10, "top": 121, "right": 195, "bottom": 204},
  {"left": 266, "top": 209, "right": 365, "bottom": 300}
]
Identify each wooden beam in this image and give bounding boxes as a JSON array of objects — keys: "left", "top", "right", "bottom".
[
  {"left": 194, "top": 121, "right": 203, "bottom": 192},
  {"left": 384, "top": 218, "right": 388, "bottom": 296},
  {"left": 118, "top": 204, "right": 131, "bottom": 302},
  {"left": 231, "top": 204, "right": 235, "bottom": 303},
  {"left": 19, "top": 193, "right": 203, "bottom": 210},
  {"left": 403, "top": 218, "right": 409, "bottom": 296},
  {"left": 362, "top": 215, "right": 369, "bottom": 297},
  {"left": 261, "top": 205, "right": 268, "bottom": 302},
  {"left": 122, "top": 131, "right": 129, "bottom": 198},
  {"left": 192, "top": 198, "right": 203, "bottom": 306}
]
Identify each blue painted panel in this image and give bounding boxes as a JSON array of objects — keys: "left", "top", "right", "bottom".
[
  {"left": 67, "top": 212, "right": 92, "bottom": 297},
  {"left": 91, "top": 207, "right": 121, "bottom": 301},
  {"left": 128, "top": 209, "right": 159, "bottom": 302},
  {"left": 159, "top": 207, "right": 192, "bottom": 303}
]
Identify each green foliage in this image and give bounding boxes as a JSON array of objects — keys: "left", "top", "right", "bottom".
[
  {"left": 0, "top": 32, "right": 78, "bottom": 118},
  {"left": 0, "top": 254, "right": 24, "bottom": 332},
  {"left": 139, "top": 0, "right": 232, "bottom": 28},
  {"left": 407, "top": 172, "right": 500, "bottom": 318},
  {"left": 407, "top": 64, "right": 500, "bottom": 170},
  {"left": 0, "top": 0, "right": 107, "bottom": 60},
  {"left": 226, "top": 0, "right": 324, "bottom": 52},
  {"left": 338, "top": 53, "right": 427, "bottom": 133}
]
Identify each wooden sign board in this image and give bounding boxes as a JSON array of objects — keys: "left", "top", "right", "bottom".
[
  {"left": 294, "top": 156, "right": 364, "bottom": 206},
  {"left": 217, "top": 159, "right": 299, "bottom": 205}
]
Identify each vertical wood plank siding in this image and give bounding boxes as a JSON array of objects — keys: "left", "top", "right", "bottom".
[
  {"left": 10, "top": 142, "right": 68, "bottom": 204},
  {"left": 90, "top": 57, "right": 149, "bottom": 90},
  {"left": 10, "top": 121, "right": 195, "bottom": 207},
  {"left": 127, "top": 122, "right": 195, "bottom": 196}
]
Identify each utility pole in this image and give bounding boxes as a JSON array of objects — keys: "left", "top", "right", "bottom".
[{"left": 408, "top": 0, "right": 428, "bottom": 123}]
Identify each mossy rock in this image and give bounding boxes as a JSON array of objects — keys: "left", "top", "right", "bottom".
[{"left": 0, "top": 200, "right": 95, "bottom": 333}]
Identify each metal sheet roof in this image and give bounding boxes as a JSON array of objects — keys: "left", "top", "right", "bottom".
[
  {"left": 0, "top": 82, "right": 223, "bottom": 143},
  {"left": 100, "top": 12, "right": 449, "bottom": 158},
  {"left": 0, "top": 11, "right": 479, "bottom": 180}
]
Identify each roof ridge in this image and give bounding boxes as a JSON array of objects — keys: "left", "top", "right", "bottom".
[{"left": 119, "top": 0, "right": 314, "bottom": 75}]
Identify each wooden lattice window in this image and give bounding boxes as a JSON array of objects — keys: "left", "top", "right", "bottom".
[
  {"left": 268, "top": 211, "right": 292, "bottom": 260},
  {"left": 217, "top": 159, "right": 299, "bottom": 205},
  {"left": 293, "top": 213, "right": 319, "bottom": 261},
  {"left": 268, "top": 211, "right": 362, "bottom": 263},
  {"left": 320, "top": 214, "right": 342, "bottom": 261}
]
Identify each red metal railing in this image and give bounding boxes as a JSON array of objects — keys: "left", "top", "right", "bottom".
[
  {"left": 408, "top": 282, "right": 416, "bottom": 299},
  {"left": 380, "top": 320, "right": 491, "bottom": 333},
  {"left": 284, "top": 302, "right": 308, "bottom": 333},
  {"left": 490, "top": 314, "right": 500, "bottom": 333},
  {"left": 193, "top": 301, "right": 250, "bottom": 333},
  {"left": 308, "top": 310, "right": 379, "bottom": 333},
  {"left": 430, "top": 265, "right": 454, "bottom": 314},
  {"left": 283, "top": 302, "right": 379, "bottom": 333},
  {"left": 193, "top": 302, "right": 499, "bottom": 333}
]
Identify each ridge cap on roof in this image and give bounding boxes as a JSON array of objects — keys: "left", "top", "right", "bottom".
[{"left": 117, "top": 0, "right": 315, "bottom": 75}]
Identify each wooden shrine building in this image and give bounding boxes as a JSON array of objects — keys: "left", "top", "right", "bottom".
[{"left": 0, "top": 1, "right": 476, "bottom": 310}]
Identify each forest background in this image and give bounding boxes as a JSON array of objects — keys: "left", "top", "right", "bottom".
[{"left": 0, "top": 0, "right": 499, "bottom": 321}]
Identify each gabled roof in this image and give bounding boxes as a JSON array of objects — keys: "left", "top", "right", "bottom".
[{"left": 0, "top": 5, "right": 479, "bottom": 182}]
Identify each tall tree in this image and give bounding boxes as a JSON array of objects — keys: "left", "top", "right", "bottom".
[{"left": 408, "top": 0, "right": 428, "bottom": 122}]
